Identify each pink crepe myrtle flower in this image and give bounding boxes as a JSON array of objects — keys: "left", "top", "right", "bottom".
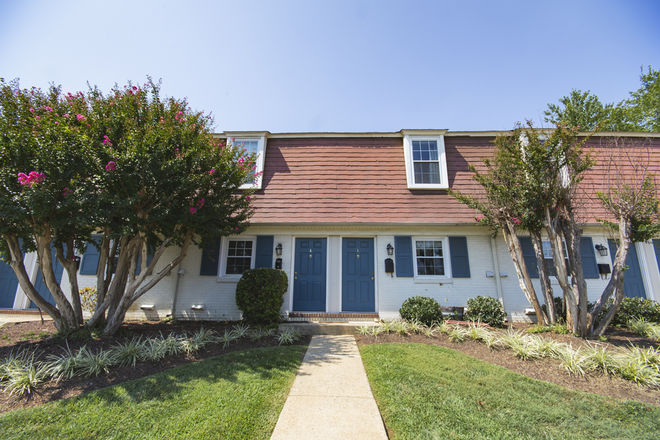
[
  {"left": 209, "top": 169, "right": 215, "bottom": 175},
  {"left": 511, "top": 217, "right": 522, "bottom": 225},
  {"left": 76, "top": 114, "right": 86, "bottom": 122},
  {"left": 105, "top": 161, "right": 116, "bottom": 171},
  {"left": 190, "top": 207, "right": 197, "bottom": 214},
  {"left": 102, "top": 135, "right": 113, "bottom": 146},
  {"left": 63, "top": 114, "right": 69, "bottom": 118},
  {"left": 235, "top": 227, "right": 239, "bottom": 231},
  {"left": 29, "top": 108, "right": 34, "bottom": 113},
  {"left": 17, "top": 171, "right": 45, "bottom": 187},
  {"left": 63, "top": 187, "right": 73, "bottom": 196}
]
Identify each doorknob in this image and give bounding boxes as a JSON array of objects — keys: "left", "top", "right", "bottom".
[
  {"left": 294, "top": 277, "right": 297, "bottom": 280},
  {"left": 371, "top": 277, "right": 374, "bottom": 280}
]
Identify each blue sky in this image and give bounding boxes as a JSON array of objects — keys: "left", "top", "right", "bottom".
[{"left": 1, "top": 0, "right": 658, "bottom": 133}]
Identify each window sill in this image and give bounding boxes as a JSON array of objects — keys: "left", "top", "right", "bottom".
[
  {"left": 216, "top": 276, "right": 242, "bottom": 283},
  {"left": 413, "top": 277, "right": 453, "bottom": 284},
  {"left": 407, "top": 183, "right": 449, "bottom": 190}
]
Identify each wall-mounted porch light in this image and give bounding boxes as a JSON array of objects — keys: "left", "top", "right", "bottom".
[
  {"left": 275, "top": 243, "right": 283, "bottom": 256},
  {"left": 595, "top": 244, "right": 608, "bottom": 257},
  {"left": 386, "top": 243, "right": 394, "bottom": 256}
]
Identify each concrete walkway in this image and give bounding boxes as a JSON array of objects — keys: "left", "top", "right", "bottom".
[
  {"left": 0, "top": 312, "right": 52, "bottom": 323},
  {"left": 271, "top": 335, "right": 388, "bottom": 440}
]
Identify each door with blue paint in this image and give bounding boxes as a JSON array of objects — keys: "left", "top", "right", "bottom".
[
  {"left": 0, "top": 259, "right": 19, "bottom": 309},
  {"left": 30, "top": 247, "right": 64, "bottom": 308},
  {"left": 342, "top": 238, "right": 375, "bottom": 312},
  {"left": 608, "top": 240, "right": 646, "bottom": 299},
  {"left": 292, "top": 238, "right": 327, "bottom": 311}
]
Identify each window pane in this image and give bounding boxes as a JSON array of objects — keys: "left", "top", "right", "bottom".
[
  {"left": 413, "top": 162, "right": 440, "bottom": 184},
  {"left": 226, "top": 241, "right": 253, "bottom": 274}
]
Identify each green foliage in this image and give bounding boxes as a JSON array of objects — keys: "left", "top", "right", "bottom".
[
  {"left": 627, "top": 319, "right": 660, "bottom": 341},
  {"left": 545, "top": 66, "right": 660, "bottom": 132},
  {"left": 464, "top": 296, "right": 507, "bottom": 327},
  {"left": 611, "top": 297, "right": 660, "bottom": 325},
  {"left": 0, "top": 78, "right": 256, "bottom": 333},
  {"left": 398, "top": 296, "right": 444, "bottom": 326},
  {"left": 235, "top": 268, "right": 288, "bottom": 327},
  {"left": 544, "top": 89, "right": 610, "bottom": 130}
]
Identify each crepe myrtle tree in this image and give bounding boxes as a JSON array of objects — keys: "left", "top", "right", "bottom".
[
  {"left": 0, "top": 79, "right": 96, "bottom": 331},
  {"left": 449, "top": 122, "right": 565, "bottom": 325},
  {"left": 0, "top": 78, "right": 257, "bottom": 335}
]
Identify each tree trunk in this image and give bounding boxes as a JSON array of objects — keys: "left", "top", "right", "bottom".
[
  {"left": 543, "top": 208, "right": 578, "bottom": 333},
  {"left": 588, "top": 217, "right": 631, "bottom": 336},
  {"left": 55, "top": 239, "right": 83, "bottom": 326},
  {"left": 531, "top": 231, "right": 554, "bottom": 324},
  {"left": 501, "top": 225, "right": 545, "bottom": 323},
  {"left": 34, "top": 234, "right": 78, "bottom": 329},
  {"left": 562, "top": 220, "right": 589, "bottom": 338},
  {"left": 4, "top": 234, "right": 66, "bottom": 330},
  {"left": 103, "top": 232, "right": 193, "bottom": 335}
]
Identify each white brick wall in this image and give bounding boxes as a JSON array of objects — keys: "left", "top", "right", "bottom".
[{"left": 12, "top": 225, "right": 659, "bottom": 323}]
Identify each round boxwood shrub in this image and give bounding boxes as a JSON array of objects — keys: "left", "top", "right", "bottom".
[
  {"left": 399, "top": 296, "right": 444, "bottom": 326},
  {"left": 465, "top": 296, "right": 507, "bottom": 327},
  {"left": 611, "top": 297, "right": 660, "bottom": 325},
  {"left": 235, "top": 268, "right": 288, "bottom": 327}
]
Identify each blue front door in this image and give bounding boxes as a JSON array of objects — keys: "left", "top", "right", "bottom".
[
  {"left": 30, "top": 247, "right": 64, "bottom": 308},
  {"left": 293, "top": 238, "right": 327, "bottom": 311},
  {"left": 608, "top": 240, "right": 646, "bottom": 299},
  {"left": 0, "top": 259, "right": 19, "bottom": 309},
  {"left": 342, "top": 238, "right": 375, "bottom": 312}
]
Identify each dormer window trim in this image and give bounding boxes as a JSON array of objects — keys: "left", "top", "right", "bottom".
[
  {"left": 402, "top": 129, "right": 449, "bottom": 190},
  {"left": 224, "top": 131, "right": 268, "bottom": 190}
]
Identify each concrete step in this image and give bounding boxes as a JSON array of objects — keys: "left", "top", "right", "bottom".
[{"left": 279, "top": 321, "right": 379, "bottom": 335}]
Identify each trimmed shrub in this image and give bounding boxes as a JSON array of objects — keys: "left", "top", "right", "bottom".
[
  {"left": 465, "top": 296, "right": 507, "bottom": 327},
  {"left": 399, "top": 296, "right": 444, "bottom": 326},
  {"left": 235, "top": 268, "right": 288, "bottom": 327},
  {"left": 611, "top": 297, "right": 660, "bottom": 326}
]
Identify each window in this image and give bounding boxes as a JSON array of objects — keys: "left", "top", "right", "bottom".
[
  {"left": 402, "top": 130, "right": 448, "bottom": 189},
  {"left": 225, "top": 240, "right": 253, "bottom": 275},
  {"left": 542, "top": 240, "right": 569, "bottom": 276},
  {"left": 225, "top": 132, "right": 268, "bottom": 189},
  {"left": 412, "top": 237, "right": 452, "bottom": 282}
]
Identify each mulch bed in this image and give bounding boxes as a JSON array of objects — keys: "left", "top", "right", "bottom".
[
  {"left": 1, "top": 319, "right": 659, "bottom": 414},
  {"left": 0, "top": 320, "right": 311, "bottom": 414},
  {"left": 356, "top": 324, "right": 660, "bottom": 408}
]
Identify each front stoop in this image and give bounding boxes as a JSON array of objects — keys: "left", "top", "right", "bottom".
[{"left": 282, "top": 313, "right": 380, "bottom": 335}]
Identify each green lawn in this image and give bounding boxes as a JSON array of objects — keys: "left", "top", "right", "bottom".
[
  {"left": 361, "top": 343, "right": 660, "bottom": 440},
  {"left": 0, "top": 345, "right": 306, "bottom": 440}
]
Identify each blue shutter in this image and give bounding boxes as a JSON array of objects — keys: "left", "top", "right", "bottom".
[
  {"left": 395, "top": 236, "right": 414, "bottom": 277},
  {"left": 79, "top": 235, "right": 102, "bottom": 275},
  {"left": 200, "top": 238, "right": 221, "bottom": 276},
  {"left": 449, "top": 236, "right": 471, "bottom": 278},
  {"left": 653, "top": 239, "right": 660, "bottom": 273},
  {"left": 519, "top": 236, "right": 539, "bottom": 278},
  {"left": 580, "top": 237, "right": 599, "bottom": 279},
  {"left": 255, "top": 236, "right": 274, "bottom": 269}
]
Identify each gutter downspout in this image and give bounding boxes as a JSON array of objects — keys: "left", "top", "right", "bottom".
[{"left": 170, "top": 263, "right": 183, "bottom": 319}]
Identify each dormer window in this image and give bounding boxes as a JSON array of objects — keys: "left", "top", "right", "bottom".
[
  {"left": 402, "top": 130, "right": 449, "bottom": 189},
  {"left": 225, "top": 132, "right": 268, "bottom": 190}
]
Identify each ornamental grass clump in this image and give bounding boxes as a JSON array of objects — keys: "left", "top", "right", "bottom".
[
  {"left": 277, "top": 328, "right": 300, "bottom": 345},
  {"left": 141, "top": 338, "right": 168, "bottom": 360},
  {"left": 380, "top": 320, "right": 396, "bottom": 334},
  {"left": 158, "top": 332, "right": 184, "bottom": 355},
  {"left": 0, "top": 350, "right": 47, "bottom": 398},
  {"left": 109, "top": 337, "right": 144, "bottom": 368},
  {"left": 218, "top": 329, "right": 239, "bottom": 348},
  {"left": 557, "top": 345, "right": 590, "bottom": 377},
  {"left": 42, "top": 342, "right": 82, "bottom": 382},
  {"left": 584, "top": 344, "right": 619, "bottom": 376},
  {"left": 399, "top": 296, "right": 444, "bottom": 327},
  {"left": 77, "top": 346, "right": 115, "bottom": 377},
  {"left": 627, "top": 319, "right": 660, "bottom": 340},
  {"left": 232, "top": 323, "right": 250, "bottom": 339},
  {"left": 393, "top": 320, "right": 410, "bottom": 335},
  {"left": 448, "top": 326, "right": 467, "bottom": 343}
]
